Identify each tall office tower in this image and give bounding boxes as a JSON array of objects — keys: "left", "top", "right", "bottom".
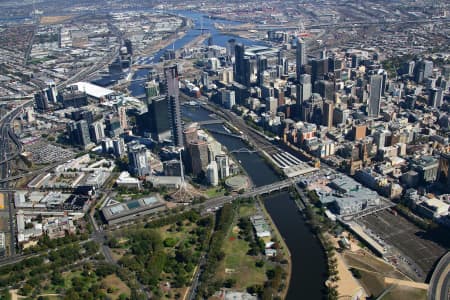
[
  {"left": 66, "top": 122, "right": 78, "bottom": 145},
  {"left": 316, "top": 80, "right": 334, "bottom": 101},
  {"left": 165, "top": 65, "right": 183, "bottom": 147},
  {"left": 234, "top": 43, "right": 245, "bottom": 84},
  {"left": 46, "top": 80, "right": 58, "bottom": 103},
  {"left": 145, "top": 80, "right": 160, "bottom": 101},
  {"left": 215, "top": 155, "right": 230, "bottom": 179},
  {"left": 414, "top": 60, "right": 434, "bottom": 83},
  {"left": 351, "top": 54, "right": 361, "bottom": 68},
  {"left": 311, "top": 58, "right": 328, "bottom": 84},
  {"left": 323, "top": 100, "right": 334, "bottom": 128},
  {"left": 227, "top": 38, "right": 236, "bottom": 58},
  {"left": 201, "top": 72, "right": 209, "bottom": 89},
  {"left": 296, "top": 38, "right": 306, "bottom": 80},
  {"left": 295, "top": 74, "right": 312, "bottom": 118},
  {"left": 400, "top": 61, "right": 415, "bottom": 76},
  {"left": 429, "top": 88, "right": 443, "bottom": 108},
  {"left": 34, "top": 90, "right": 49, "bottom": 112},
  {"left": 101, "top": 138, "right": 113, "bottom": 154},
  {"left": 381, "top": 70, "right": 388, "bottom": 96},
  {"left": 148, "top": 95, "right": 170, "bottom": 141},
  {"left": 76, "top": 120, "right": 92, "bottom": 149},
  {"left": 187, "top": 140, "right": 209, "bottom": 176},
  {"left": 104, "top": 114, "right": 122, "bottom": 138},
  {"left": 127, "top": 141, "right": 150, "bottom": 177},
  {"left": 267, "top": 97, "right": 278, "bottom": 115},
  {"left": 221, "top": 89, "right": 236, "bottom": 109},
  {"left": 118, "top": 106, "right": 128, "bottom": 130},
  {"left": 183, "top": 126, "right": 198, "bottom": 148},
  {"left": 112, "top": 138, "right": 125, "bottom": 158},
  {"left": 89, "top": 121, "right": 105, "bottom": 144},
  {"left": 124, "top": 39, "right": 133, "bottom": 55},
  {"left": 423, "top": 60, "right": 433, "bottom": 79},
  {"left": 243, "top": 57, "right": 252, "bottom": 87},
  {"left": 206, "top": 161, "right": 219, "bottom": 186},
  {"left": 368, "top": 75, "right": 383, "bottom": 117},
  {"left": 257, "top": 55, "right": 268, "bottom": 86}
]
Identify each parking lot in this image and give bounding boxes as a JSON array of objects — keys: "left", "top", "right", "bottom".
[
  {"left": 358, "top": 210, "right": 447, "bottom": 280},
  {"left": 25, "top": 142, "right": 74, "bottom": 164}
]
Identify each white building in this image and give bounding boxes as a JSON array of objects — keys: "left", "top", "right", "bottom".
[{"left": 207, "top": 161, "right": 219, "bottom": 186}]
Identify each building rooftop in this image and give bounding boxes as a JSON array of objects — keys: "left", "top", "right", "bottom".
[{"left": 70, "top": 82, "right": 115, "bottom": 99}]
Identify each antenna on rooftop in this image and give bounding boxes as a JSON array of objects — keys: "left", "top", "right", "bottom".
[{"left": 171, "top": 148, "right": 203, "bottom": 203}]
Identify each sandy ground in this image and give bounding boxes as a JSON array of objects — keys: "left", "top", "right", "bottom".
[
  {"left": 335, "top": 252, "right": 368, "bottom": 299},
  {"left": 384, "top": 277, "right": 429, "bottom": 290},
  {"left": 0, "top": 193, "right": 4, "bottom": 210},
  {"left": 40, "top": 15, "right": 73, "bottom": 25}
]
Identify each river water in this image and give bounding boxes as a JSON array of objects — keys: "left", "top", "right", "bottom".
[
  {"left": 183, "top": 105, "right": 327, "bottom": 299},
  {"left": 129, "top": 10, "right": 266, "bottom": 98}
]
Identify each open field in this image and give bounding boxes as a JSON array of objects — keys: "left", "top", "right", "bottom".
[
  {"left": 40, "top": 15, "right": 74, "bottom": 25},
  {"left": 342, "top": 250, "right": 427, "bottom": 299},
  {"left": 101, "top": 274, "right": 130, "bottom": 299},
  {"left": 379, "top": 285, "right": 427, "bottom": 300},
  {"left": 215, "top": 204, "right": 267, "bottom": 290}
]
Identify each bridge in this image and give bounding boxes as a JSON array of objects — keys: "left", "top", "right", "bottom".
[
  {"left": 199, "top": 178, "right": 299, "bottom": 211},
  {"left": 230, "top": 148, "right": 257, "bottom": 154},
  {"left": 428, "top": 251, "right": 450, "bottom": 300},
  {"left": 347, "top": 200, "right": 396, "bottom": 221},
  {"left": 197, "top": 119, "right": 224, "bottom": 125},
  {"left": 205, "top": 128, "right": 243, "bottom": 139}
]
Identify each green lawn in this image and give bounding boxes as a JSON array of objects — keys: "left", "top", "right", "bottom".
[
  {"left": 215, "top": 204, "right": 266, "bottom": 290},
  {"left": 204, "top": 187, "right": 226, "bottom": 198}
]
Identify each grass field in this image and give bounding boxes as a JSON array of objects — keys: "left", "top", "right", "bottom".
[
  {"left": 203, "top": 187, "right": 226, "bottom": 198},
  {"left": 215, "top": 204, "right": 267, "bottom": 290},
  {"left": 101, "top": 274, "right": 130, "bottom": 299}
]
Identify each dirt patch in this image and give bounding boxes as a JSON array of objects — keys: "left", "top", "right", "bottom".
[{"left": 40, "top": 16, "right": 74, "bottom": 25}]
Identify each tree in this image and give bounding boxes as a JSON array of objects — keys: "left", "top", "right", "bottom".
[{"left": 224, "top": 278, "right": 236, "bottom": 288}]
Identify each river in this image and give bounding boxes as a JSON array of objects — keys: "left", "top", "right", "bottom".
[
  {"left": 129, "top": 10, "right": 266, "bottom": 98},
  {"left": 183, "top": 105, "right": 328, "bottom": 299}
]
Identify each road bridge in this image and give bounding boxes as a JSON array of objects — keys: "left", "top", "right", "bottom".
[
  {"left": 428, "top": 251, "right": 450, "bottom": 300},
  {"left": 196, "top": 119, "right": 224, "bottom": 125}
]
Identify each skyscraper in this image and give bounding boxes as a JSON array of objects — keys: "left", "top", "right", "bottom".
[
  {"left": 429, "top": 88, "right": 443, "bottom": 108},
  {"left": 127, "top": 141, "right": 150, "bottom": 177},
  {"left": 215, "top": 155, "right": 230, "bottom": 179},
  {"left": 221, "top": 89, "right": 236, "bottom": 109},
  {"left": 165, "top": 65, "right": 183, "bottom": 147},
  {"left": 257, "top": 55, "right": 267, "bottom": 86},
  {"left": 323, "top": 100, "right": 334, "bottom": 128},
  {"left": 89, "top": 121, "right": 105, "bottom": 144},
  {"left": 206, "top": 161, "right": 219, "bottom": 186},
  {"left": 34, "top": 90, "right": 49, "bottom": 112},
  {"left": 46, "top": 80, "right": 58, "bottom": 103},
  {"left": 149, "top": 95, "right": 170, "bottom": 141},
  {"left": 227, "top": 38, "right": 236, "bottom": 58},
  {"left": 368, "top": 75, "right": 383, "bottom": 117},
  {"left": 234, "top": 44, "right": 246, "bottom": 85},
  {"left": 188, "top": 140, "right": 209, "bottom": 177},
  {"left": 76, "top": 120, "right": 92, "bottom": 149},
  {"left": 296, "top": 38, "right": 306, "bottom": 80},
  {"left": 118, "top": 106, "right": 128, "bottom": 130}
]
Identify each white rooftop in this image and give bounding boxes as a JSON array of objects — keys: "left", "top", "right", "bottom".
[{"left": 70, "top": 82, "right": 115, "bottom": 99}]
